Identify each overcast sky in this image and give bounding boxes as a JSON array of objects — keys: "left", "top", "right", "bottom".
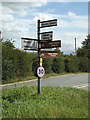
[{"left": 0, "top": 1, "right": 88, "bottom": 54}]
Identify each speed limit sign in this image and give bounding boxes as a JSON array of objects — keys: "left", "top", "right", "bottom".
[{"left": 37, "top": 66, "right": 45, "bottom": 78}]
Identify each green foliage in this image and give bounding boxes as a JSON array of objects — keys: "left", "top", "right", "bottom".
[
  {"left": 43, "top": 58, "right": 53, "bottom": 74},
  {"left": 82, "top": 35, "right": 90, "bottom": 50},
  {"left": 52, "top": 57, "right": 65, "bottom": 73},
  {"left": 76, "top": 35, "right": 89, "bottom": 72},
  {"left": 76, "top": 35, "right": 89, "bottom": 58},
  {"left": 77, "top": 48, "right": 88, "bottom": 57},
  {"left": 2, "top": 38, "right": 88, "bottom": 83},
  {"left": 32, "top": 53, "right": 38, "bottom": 72},
  {"left": 65, "top": 56, "right": 79, "bottom": 73},
  {"left": 64, "top": 56, "right": 70, "bottom": 72},
  {"left": 2, "top": 39, "right": 15, "bottom": 49},
  {"left": 52, "top": 51, "right": 65, "bottom": 73},
  {"left": 2, "top": 59, "right": 14, "bottom": 80},
  {"left": 78, "top": 57, "right": 88, "bottom": 72},
  {"left": 2, "top": 40, "right": 33, "bottom": 81},
  {"left": 2, "top": 86, "right": 88, "bottom": 118}
]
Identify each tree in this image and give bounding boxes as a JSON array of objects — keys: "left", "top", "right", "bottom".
[
  {"left": 2, "top": 39, "right": 15, "bottom": 50},
  {"left": 77, "top": 48, "right": 88, "bottom": 57},
  {"left": 77, "top": 35, "right": 90, "bottom": 57},
  {"left": 2, "top": 39, "right": 36, "bottom": 81},
  {"left": 76, "top": 35, "right": 89, "bottom": 72},
  {"left": 64, "top": 55, "right": 79, "bottom": 73},
  {"left": 52, "top": 53, "right": 65, "bottom": 73},
  {"left": 82, "top": 35, "right": 90, "bottom": 50},
  {"left": 43, "top": 58, "right": 53, "bottom": 74}
]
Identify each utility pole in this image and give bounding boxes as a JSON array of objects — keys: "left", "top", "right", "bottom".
[
  {"left": 75, "top": 38, "right": 76, "bottom": 55},
  {"left": 37, "top": 20, "right": 41, "bottom": 94}
]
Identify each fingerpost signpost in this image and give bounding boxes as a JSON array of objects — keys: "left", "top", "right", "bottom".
[{"left": 21, "top": 19, "right": 61, "bottom": 94}]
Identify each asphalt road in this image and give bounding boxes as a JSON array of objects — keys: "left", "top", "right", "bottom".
[{"left": 1, "top": 73, "right": 89, "bottom": 91}]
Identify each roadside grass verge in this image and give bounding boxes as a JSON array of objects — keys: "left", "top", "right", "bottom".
[
  {"left": 2, "top": 72, "right": 87, "bottom": 84},
  {"left": 2, "top": 75, "right": 37, "bottom": 84},
  {"left": 2, "top": 86, "right": 88, "bottom": 118}
]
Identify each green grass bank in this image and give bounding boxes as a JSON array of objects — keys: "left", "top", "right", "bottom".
[{"left": 2, "top": 86, "right": 88, "bottom": 118}]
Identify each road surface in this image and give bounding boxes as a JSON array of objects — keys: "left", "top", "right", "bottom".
[{"left": 1, "top": 73, "right": 89, "bottom": 91}]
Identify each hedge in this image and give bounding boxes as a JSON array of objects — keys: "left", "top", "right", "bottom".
[{"left": 2, "top": 40, "right": 88, "bottom": 82}]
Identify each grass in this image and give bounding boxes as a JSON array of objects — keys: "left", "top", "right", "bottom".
[
  {"left": 2, "top": 72, "right": 86, "bottom": 84},
  {"left": 2, "top": 86, "right": 88, "bottom": 118},
  {"left": 2, "top": 74, "right": 37, "bottom": 84}
]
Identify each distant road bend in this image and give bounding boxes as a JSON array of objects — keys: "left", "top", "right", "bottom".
[{"left": 1, "top": 73, "right": 89, "bottom": 91}]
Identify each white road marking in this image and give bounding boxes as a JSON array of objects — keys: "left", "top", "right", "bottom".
[{"left": 73, "top": 84, "right": 88, "bottom": 89}]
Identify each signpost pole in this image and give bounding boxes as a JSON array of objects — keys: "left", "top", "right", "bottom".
[{"left": 37, "top": 20, "right": 41, "bottom": 94}]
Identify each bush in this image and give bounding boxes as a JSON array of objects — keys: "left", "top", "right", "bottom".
[
  {"left": 78, "top": 57, "right": 88, "bottom": 72},
  {"left": 32, "top": 53, "right": 38, "bottom": 73},
  {"left": 2, "top": 59, "right": 14, "bottom": 80},
  {"left": 52, "top": 55, "right": 65, "bottom": 73},
  {"left": 64, "top": 56, "right": 79, "bottom": 73},
  {"left": 2, "top": 40, "right": 34, "bottom": 81},
  {"left": 2, "top": 39, "right": 88, "bottom": 83},
  {"left": 43, "top": 58, "right": 53, "bottom": 74}
]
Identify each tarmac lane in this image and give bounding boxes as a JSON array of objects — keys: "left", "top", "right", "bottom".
[{"left": 1, "top": 73, "right": 89, "bottom": 91}]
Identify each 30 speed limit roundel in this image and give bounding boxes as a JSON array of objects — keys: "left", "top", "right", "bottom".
[{"left": 37, "top": 66, "right": 45, "bottom": 78}]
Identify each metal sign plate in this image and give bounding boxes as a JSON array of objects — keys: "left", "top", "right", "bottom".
[
  {"left": 41, "top": 31, "right": 53, "bottom": 41},
  {"left": 40, "top": 52, "right": 59, "bottom": 58},
  {"left": 40, "top": 40, "right": 61, "bottom": 49},
  {"left": 41, "top": 19, "right": 57, "bottom": 28},
  {"left": 41, "top": 48, "right": 54, "bottom": 52},
  {"left": 21, "top": 38, "right": 38, "bottom": 50},
  {"left": 37, "top": 66, "right": 45, "bottom": 78}
]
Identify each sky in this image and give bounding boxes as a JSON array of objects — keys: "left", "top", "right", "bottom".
[{"left": 0, "top": 0, "right": 89, "bottom": 54}]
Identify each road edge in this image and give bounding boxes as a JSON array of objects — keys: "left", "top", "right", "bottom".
[{"left": 1, "top": 73, "right": 88, "bottom": 87}]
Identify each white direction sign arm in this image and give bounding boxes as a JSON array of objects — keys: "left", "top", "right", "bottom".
[
  {"left": 41, "top": 31, "right": 53, "bottom": 41},
  {"left": 21, "top": 38, "right": 38, "bottom": 50},
  {"left": 41, "top": 19, "right": 57, "bottom": 28}
]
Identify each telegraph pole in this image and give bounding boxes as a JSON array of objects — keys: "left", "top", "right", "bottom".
[
  {"left": 37, "top": 20, "right": 41, "bottom": 94},
  {"left": 75, "top": 38, "right": 76, "bottom": 55}
]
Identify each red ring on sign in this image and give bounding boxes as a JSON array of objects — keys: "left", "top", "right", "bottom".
[{"left": 37, "top": 66, "right": 45, "bottom": 78}]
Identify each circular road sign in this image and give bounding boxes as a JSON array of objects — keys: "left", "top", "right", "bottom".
[{"left": 37, "top": 66, "right": 45, "bottom": 78}]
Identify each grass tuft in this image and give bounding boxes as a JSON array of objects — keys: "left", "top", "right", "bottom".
[{"left": 2, "top": 86, "right": 88, "bottom": 118}]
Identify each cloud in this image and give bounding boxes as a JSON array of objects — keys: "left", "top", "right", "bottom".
[
  {"left": 48, "top": 0, "right": 89, "bottom": 2},
  {"left": 1, "top": 0, "right": 48, "bottom": 7},
  {"left": 58, "top": 32, "right": 87, "bottom": 53},
  {"left": 1, "top": 0, "right": 89, "bottom": 2},
  {"left": 59, "top": 18, "right": 88, "bottom": 29},
  {"left": 1, "top": 2, "right": 88, "bottom": 54},
  {"left": 0, "top": 3, "right": 2, "bottom": 31},
  {"left": 34, "top": 11, "right": 88, "bottom": 30},
  {"left": 68, "top": 12, "right": 76, "bottom": 17},
  {"left": 45, "top": 9, "right": 55, "bottom": 13},
  {"left": 59, "top": 32, "right": 87, "bottom": 54},
  {"left": 58, "top": 12, "right": 88, "bottom": 29}
]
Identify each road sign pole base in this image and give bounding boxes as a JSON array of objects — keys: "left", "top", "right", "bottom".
[{"left": 38, "top": 77, "right": 40, "bottom": 94}]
